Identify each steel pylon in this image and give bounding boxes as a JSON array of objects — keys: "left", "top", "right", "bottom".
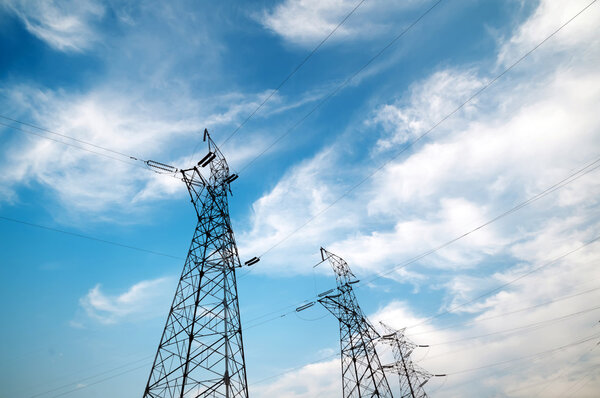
[
  {"left": 143, "top": 130, "right": 248, "bottom": 398},
  {"left": 317, "top": 248, "right": 393, "bottom": 398},
  {"left": 380, "top": 323, "right": 432, "bottom": 398}
]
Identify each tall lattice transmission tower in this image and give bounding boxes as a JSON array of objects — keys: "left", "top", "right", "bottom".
[
  {"left": 380, "top": 322, "right": 440, "bottom": 398},
  {"left": 143, "top": 130, "right": 250, "bottom": 398},
  {"left": 317, "top": 247, "right": 393, "bottom": 398}
]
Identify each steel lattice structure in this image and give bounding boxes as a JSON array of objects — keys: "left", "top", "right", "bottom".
[
  {"left": 143, "top": 130, "right": 249, "bottom": 398},
  {"left": 380, "top": 323, "right": 432, "bottom": 398},
  {"left": 317, "top": 248, "right": 393, "bottom": 398}
]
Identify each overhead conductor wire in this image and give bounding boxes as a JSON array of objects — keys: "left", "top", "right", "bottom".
[
  {"left": 218, "top": 0, "right": 369, "bottom": 148},
  {"left": 0, "top": 215, "right": 184, "bottom": 260},
  {"left": 237, "top": 0, "right": 445, "bottom": 175}
]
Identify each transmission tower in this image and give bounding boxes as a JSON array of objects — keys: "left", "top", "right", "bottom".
[
  {"left": 143, "top": 129, "right": 249, "bottom": 398},
  {"left": 317, "top": 247, "right": 393, "bottom": 398},
  {"left": 380, "top": 322, "right": 438, "bottom": 398}
]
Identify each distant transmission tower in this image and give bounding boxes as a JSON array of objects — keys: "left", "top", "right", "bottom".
[
  {"left": 317, "top": 247, "right": 393, "bottom": 398},
  {"left": 380, "top": 322, "right": 440, "bottom": 398},
  {"left": 143, "top": 129, "right": 249, "bottom": 398}
]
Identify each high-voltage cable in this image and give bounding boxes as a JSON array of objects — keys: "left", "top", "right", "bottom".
[
  {"left": 237, "top": 0, "right": 445, "bottom": 175},
  {"left": 0, "top": 215, "right": 184, "bottom": 260},
  {"left": 431, "top": 331, "right": 600, "bottom": 393},
  {"left": 360, "top": 157, "right": 600, "bottom": 286},
  {"left": 0, "top": 115, "right": 141, "bottom": 161},
  {"left": 403, "top": 316, "right": 600, "bottom": 364},
  {"left": 408, "top": 284, "right": 600, "bottom": 336},
  {"left": 443, "top": 332, "right": 600, "bottom": 376},
  {"left": 405, "top": 235, "right": 600, "bottom": 330},
  {"left": 505, "top": 335, "right": 600, "bottom": 395},
  {"left": 0, "top": 120, "right": 144, "bottom": 167},
  {"left": 219, "top": 0, "right": 368, "bottom": 147},
  {"left": 0, "top": 119, "right": 185, "bottom": 182},
  {"left": 427, "top": 305, "right": 600, "bottom": 347},
  {"left": 27, "top": 355, "right": 154, "bottom": 398},
  {"left": 25, "top": 272, "right": 599, "bottom": 397}
]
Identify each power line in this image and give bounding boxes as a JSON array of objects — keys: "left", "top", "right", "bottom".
[
  {"left": 0, "top": 114, "right": 141, "bottom": 160},
  {"left": 505, "top": 337, "right": 599, "bottom": 395},
  {"left": 552, "top": 344, "right": 600, "bottom": 397},
  {"left": 565, "top": 364, "right": 600, "bottom": 397},
  {"left": 0, "top": 121, "right": 143, "bottom": 168},
  {"left": 406, "top": 234, "right": 600, "bottom": 329},
  {"left": 35, "top": 349, "right": 341, "bottom": 398},
  {"left": 28, "top": 355, "right": 153, "bottom": 398},
  {"left": 429, "top": 305, "right": 600, "bottom": 347},
  {"left": 433, "top": 331, "right": 600, "bottom": 393},
  {"left": 0, "top": 119, "right": 186, "bottom": 182},
  {"left": 237, "top": 0, "right": 445, "bottom": 175},
  {"left": 7, "top": 0, "right": 596, "bottom": 282},
  {"left": 0, "top": 215, "right": 184, "bottom": 260},
  {"left": 47, "top": 362, "right": 149, "bottom": 398},
  {"left": 359, "top": 156, "right": 600, "bottom": 286},
  {"left": 249, "top": 352, "right": 339, "bottom": 386},
  {"left": 444, "top": 332, "right": 600, "bottom": 376},
  {"left": 58, "top": 305, "right": 594, "bottom": 398},
  {"left": 219, "top": 0, "right": 369, "bottom": 148},
  {"left": 248, "top": 0, "right": 598, "bottom": 260},
  {"left": 413, "top": 313, "right": 600, "bottom": 364},
  {"left": 408, "top": 284, "right": 600, "bottom": 336},
  {"left": 42, "top": 330, "right": 599, "bottom": 397}
]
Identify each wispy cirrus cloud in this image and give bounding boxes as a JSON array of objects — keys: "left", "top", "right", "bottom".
[
  {"left": 259, "top": 0, "right": 420, "bottom": 47},
  {"left": 79, "top": 276, "right": 175, "bottom": 324},
  {"left": 2, "top": 0, "right": 105, "bottom": 52}
]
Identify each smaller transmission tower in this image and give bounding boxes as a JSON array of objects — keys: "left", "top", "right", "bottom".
[
  {"left": 380, "top": 322, "right": 438, "bottom": 398},
  {"left": 317, "top": 248, "right": 393, "bottom": 398}
]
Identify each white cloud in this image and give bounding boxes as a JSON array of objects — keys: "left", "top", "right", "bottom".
[
  {"left": 370, "top": 69, "right": 486, "bottom": 151},
  {"left": 497, "top": 0, "right": 600, "bottom": 68},
  {"left": 3, "top": 0, "right": 105, "bottom": 52},
  {"left": 252, "top": 358, "right": 340, "bottom": 398},
  {"left": 260, "top": 0, "right": 419, "bottom": 47},
  {"left": 79, "top": 276, "right": 175, "bottom": 324},
  {"left": 332, "top": 197, "right": 505, "bottom": 274}
]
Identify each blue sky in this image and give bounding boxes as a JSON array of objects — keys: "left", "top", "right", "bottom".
[{"left": 1, "top": 0, "right": 599, "bottom": 397}]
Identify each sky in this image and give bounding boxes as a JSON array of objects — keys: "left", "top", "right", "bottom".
[{"left": 0, "top": 0, "right": 599, "bottom": 397}]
